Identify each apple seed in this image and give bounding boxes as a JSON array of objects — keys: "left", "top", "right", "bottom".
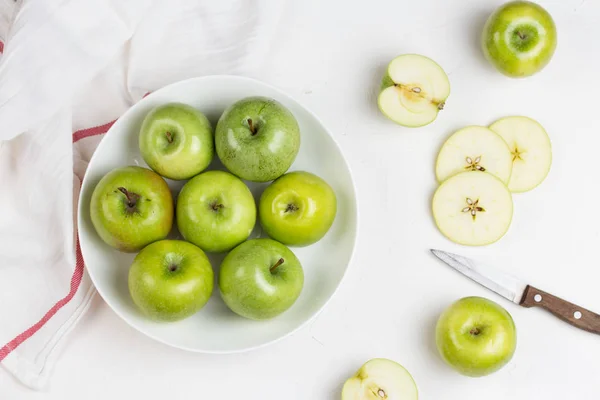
[
  {"left": 465, "top": 156, "right": 486, "bottom": 172},
  {"left": 377, "top": 388, "right": 386, "bottom": 398},
  {"left": 461, "top": 197, "right": 485, "bottom": 221}
]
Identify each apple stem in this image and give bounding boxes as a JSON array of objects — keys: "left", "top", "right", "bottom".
[
  {"left": 165, "top": 131, "right": 173, "bottom": 143},
  {"left": 118, "top": 187, "right": 141, "bottom": 209},
  {"left": 270, "top": 258, "right": 285, "bottom": 273},
  {"left": 517, "top": 31, "right": 526, "bottom": 40},
  {"left": 247, "top": 118, "right": 257, "bottom": 135}
]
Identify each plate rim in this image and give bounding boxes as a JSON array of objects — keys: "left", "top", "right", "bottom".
[{"left": 77, "top": 74, "right": 360, "bottom": 354}]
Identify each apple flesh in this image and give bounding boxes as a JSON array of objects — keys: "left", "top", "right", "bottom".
[
  {"left": 90, "top": 166, "right": 173, "bottom": 252},
  {"left": 378, "top": 54, "right": 450, "bottom": 127},
  {"left": 139, "top": 103, "right": 214, "bottom": 180},
  {"left": 435, "top": 126, "right": 513, "bottom": 185},
  {"left": 342, "top": 358, "right": 418, "bottom": 400},
  {"left": 436, "top": 296, "right": 517, "bottom": 377},
  {"left": 218, "top": 238, "right": 304, "bottom": 320},
  {"left": 215, "top": 96, "right": 301, "bottom": 182},
  {"left": 259, "top": 171, "right": 337, "bottom": 246},
  {"left": 176, "top": 170, "right": 256, "bottom": 253},
  {"left": 432, "top": 172, "right": 513, "bottom": 246},
  {"left": 489, "top": 116, "right": 552, "bottom": 193},
  {"left": 128, "top": 240, "right": 214, "bottom": 322},
  {"left": 482, "top": 1, "right": 557, "bottom": 78}
]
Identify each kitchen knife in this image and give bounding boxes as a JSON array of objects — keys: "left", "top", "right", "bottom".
[{"left": 431, "top": 249, "right": 600, "bottom": 335}]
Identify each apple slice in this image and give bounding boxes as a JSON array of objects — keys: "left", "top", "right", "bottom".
[
  {"left": 432, "top": 172, "right": 513, "bottom": 246},
  {"left": 435, "top": 126, "right": 513, "bottom": 184},
  {"left": 489, "top": 116, "right": 552, "bottom": 193},
  {"left": 342, "top": 358, "right": 418, "bottom": 400},
  {"left": 378, "top": 54, "right": 450, "bottom": 127}
]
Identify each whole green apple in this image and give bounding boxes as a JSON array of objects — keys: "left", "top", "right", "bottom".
[
  {"left": 139, "top": 103, "right": 214, "bottom": 180},
  {"left": 128, "top": 240, "right": 214, "bottom": 322},
  {"left": 259, "top": 171, "right": 337, "bottom": 246},
  {"left": 436, "top": 296, "right": 517, "bottom": 377},
  {"left": 215, "top": 96, "right": 300, "bottom": 182},
  {"left": 219, "top": 238, "right": 304, "bottom": 320},
  {"left": 90, "top": 166, "right": 173, "bottom": 252},
  {"left": 482, "top": 1, "right": 557, "bottom": 78},
  {"left": 176, "top": 170, "right": 256, "bottom": 253}
]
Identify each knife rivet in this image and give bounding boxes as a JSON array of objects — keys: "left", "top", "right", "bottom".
[
  {"left": 534, "top": 294, "right": 542, "bottom": 302},
  {"left": 574, "top": 311, "right": 582, "bottom": 319}
]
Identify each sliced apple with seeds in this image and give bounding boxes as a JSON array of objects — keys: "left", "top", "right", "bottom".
[
  {"left": 378, "top": 54, "right": 450, "bottom": 127},
  {"left": 435, "top": 125, "right": 513, "bottom": 184},
  {"left": 489, "top": 116, "right": 552, "bottom": 193},
  {"left": 432, "top": 172, "right": 513, "bottom": 246},
  {"left": 342, "top": 358, "right": 418, "bottom": 400}
]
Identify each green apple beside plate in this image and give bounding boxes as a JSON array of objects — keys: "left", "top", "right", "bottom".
[{"left": 77, "top": 75, "right": 358, "bottom": 353}]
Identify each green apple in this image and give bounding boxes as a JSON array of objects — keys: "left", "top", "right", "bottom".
[
  {"left": 90, "top": 166, "right": 173, "bottom": 252},
  {"left": 128, "top": 240, "right": 214, "bottom": 322},
  {"left": 436, "top": 296, "right": 517, "bottom": 377},
  {"left": 176, "top": 170, "right": 256, "bottom": 253},
  {"left": 482, "top": 1, "right": 557, "bottom": 78},
  {"left": 432, "top": 172, "right": 513, "bottom": 246},
  {"left": 218, "top": 238, "right": 304, "bottom": 320},
  {"left": 138, "top": 103, "right": 214, "bottom": 180},
  {"left": 259, "top": 171, "right": 337, "bottom": 246},
  {"left": 342, "top": 358, "right": 418, "bottom": 400},
  {"left": 378, "top": 54, "right": 450, "bottom": 127},
  {"left": 215, "top": 96, "right": 300, "bottom": 182}
]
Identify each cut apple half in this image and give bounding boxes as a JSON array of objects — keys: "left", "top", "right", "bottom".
[
  {"left": 489, "top": 116, "right": 552, "bottom": 193},
  {"left": 432, "top": 172, "right": 513, "bottom": 246},
  {"left": 435, "top": 126, "right": 513, "bottom": 184},
  {"left": 378, "top": 54, "right": 450, "bottom": 128},
  {"left": 342, "top": 358, "right": 418, "bottom": 400}
]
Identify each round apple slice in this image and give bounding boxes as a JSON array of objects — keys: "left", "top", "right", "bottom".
[
  {"left": 342, "top": 358, "right": 418, "bottom": 400},
  {"left": 432, "top": 172, "right": 513, "bottom": 246},
  {"left": 435, "top": 126, "right": 513, "bottom": 184},
  {"left": 378, "top": 54, "right": 450, "bottom": 127},
  {"left": 489, "top": 116, "right": 552, "bottom": 193}
]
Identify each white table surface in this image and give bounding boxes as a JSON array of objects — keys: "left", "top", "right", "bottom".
[{"left": 3, "top": 0, "right": 600, "bottom": 398}]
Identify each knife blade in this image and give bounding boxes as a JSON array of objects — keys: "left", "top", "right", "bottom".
[{"left": 431, "top": 249, "right": 600, "bottom": 335}]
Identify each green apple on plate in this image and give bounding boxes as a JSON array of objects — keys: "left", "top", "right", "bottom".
[
  {"left": 177, "top": 170, "right": 256, "bottom": 253},
  {"left": 489, "top": 116, "right": 552, "bottom": 192},
  {"left": 219, "top": 238, "right": 304, "bottom": 320},
  {"left": 259, "top": 171, "right": 337, "bottom": 246},
  {"left": 436, "top": 296, "right": 517, "bottom": 377},
  {"left": 139, "top": 103, "right": 214, "bottom": 180},
  {"left": 482, "top": 1, "right": 557, "bottom": 78},
  {"left": 90, "top": 166, "right": 173, "bottom": 252},
  {"left": 128, "top": 240, "right": 214, "bottom": 322},
  {"left": 215, "top": 96, "right": 300, "bottom": 182},
  {"left": 342, "top": 358, "right": 418, "bottom": 400},
  {"left": 378, "top": 54, "right": 450, "bottom": 127},
  {"left": 432, "top": 172, "right": 513, "bottom": 246},
  {"left": 435, "top": 126, "right": 513, "bottom": 185}
]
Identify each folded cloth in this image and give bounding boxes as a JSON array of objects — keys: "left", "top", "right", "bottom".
[{"left": 0, "top": 0, "right": 285, "bottom": 389}]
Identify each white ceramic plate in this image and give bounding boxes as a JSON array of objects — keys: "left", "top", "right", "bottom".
[{"left": 78, "top": 75, "right": 358, "bottom": 353}]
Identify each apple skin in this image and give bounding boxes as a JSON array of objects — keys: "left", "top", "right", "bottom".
[
  {"left": 436, "top": 296, "right": 517, "bottom": 377},
  {"left": 482, "top": 1, "right": 557, "bottom": 78},
  {"left": 139, "top": 103, "right": 214, "bottom": 180},
  {"left": 219, "top": 238, "right": 304, "bottom": 320},
  {"left": 90, "top": 166, "right": 174, "bottom": 253},
  {"left": 128, "top": 240, "right": 214, "bottom": 322},
  {"left": 176, "top": 170, "right": 256, "bottom": 253},
  {"left": 259, "top": 171, "right": 337, "bottom": 246},
  {"left": 215, "top": 96, "right": 300, "bottom": 182}
]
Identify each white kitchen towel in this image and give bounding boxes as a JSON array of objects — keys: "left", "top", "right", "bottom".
[{"left": 0, "top": 0, "right": 285, "bottom": 389}]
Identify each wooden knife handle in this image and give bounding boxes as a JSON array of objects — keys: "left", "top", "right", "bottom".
[{"left": 520, "top": 285, "right": 600, "bottom": 335}]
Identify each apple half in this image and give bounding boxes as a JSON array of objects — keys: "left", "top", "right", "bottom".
[
  {"left": 342, "top": 358, "right": 418, "bottom": 400},
  {"left": 489, "top": 116, "right": 552, "bottom": 193},
  {"left": 436, "top": 126, "right": 513, "bottom": 184},
  {"left": 432, "top": 171, "right": 513, "bottom": 246},
  {"left": 378, "top": 54, "right": 450, "bottom": 127}
]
